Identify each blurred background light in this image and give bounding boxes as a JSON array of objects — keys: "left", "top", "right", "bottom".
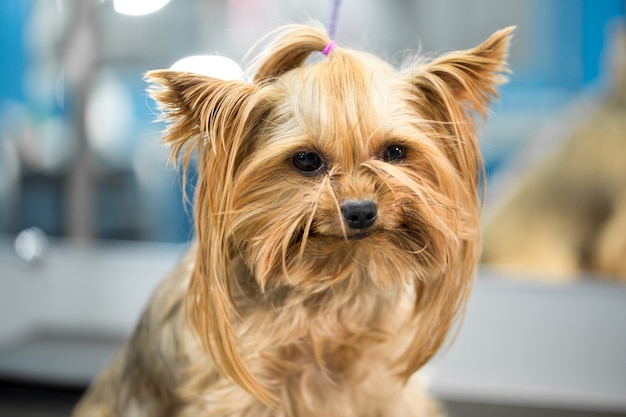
[
  {"left": 113, "top": 0, "right": 170, "bottom": 16},
  {"left": 14, "top": 227, "right": 48, "bottom": 264},
  {"left": 85, "top": 71, "right": 134, "bottom": 168},
  {"left": 170, "top": 55, "right": 243, "bottom": 80}
]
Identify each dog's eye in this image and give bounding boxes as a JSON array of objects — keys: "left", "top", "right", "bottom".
[
  {"left": 381, "top": 145, "right": 407, "bottom": 163},
  {"left": 291, "top": 152, "right": 324, "bottom": 174}
]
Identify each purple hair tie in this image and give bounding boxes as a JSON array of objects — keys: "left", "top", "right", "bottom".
[{"left": 321, "top": 40, "right": 337, "bottom": 56}]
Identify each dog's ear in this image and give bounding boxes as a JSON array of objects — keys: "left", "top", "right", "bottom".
[
  {"left": 146, "top": 71, "right": 263, "bottom": 171},
  {"left": 407, "top": 26, "right": 514, "bottom": 116},
  {"left": 403, "top": 26, "right": 513, "bottom": 185},
  {"left": 397, "top": 28, "right": 513, "bottom": 381},
  {"left": 146, "top": 70, "right": 276, "bottom": 404}
]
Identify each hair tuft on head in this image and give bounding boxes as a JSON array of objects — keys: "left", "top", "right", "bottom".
[{"left": 244, "top": 22, "right": 334, "bottom": 83}]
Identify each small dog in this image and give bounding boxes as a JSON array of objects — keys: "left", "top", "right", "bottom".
[
  {"left": 73, "top": 23, "right": 512, "bottom": 416},
  {"left": 482, "top": 24, "right": 626, "bottom": 282}
]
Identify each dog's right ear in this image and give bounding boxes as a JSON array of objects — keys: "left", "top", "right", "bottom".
[
  {"left": 146, "top": 70, "right": 278, "bottom": 404},
  {"left": 145, "top": 70, "right": 262, "bottom": 169}
]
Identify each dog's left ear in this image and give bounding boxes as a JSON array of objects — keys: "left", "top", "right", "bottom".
[
  {"left": 397, "top": 28, "right": 514, "bottom": 382},
  {"left": 403, "top": 26, "right": 514, "bottom": 180},
  {"left": 407, "top": 26, "right": 514, "bottom": 116}
]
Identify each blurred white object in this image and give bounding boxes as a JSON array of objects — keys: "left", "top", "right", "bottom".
[
  {"left": 85, "top": 71, "right": 134, "bottom": 168},
  {"left": 14, "top": 227, "right": 48, "bottom": 265},
  {"left": 113, "top": 0, "right": 170, "bottom": 16},
  {"left": 170, "top": 55, "right": 243, "bottom": 80}
]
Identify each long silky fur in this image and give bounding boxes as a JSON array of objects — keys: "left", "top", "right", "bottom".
[{"left": 74, "top": 23, "right": 513, "bottom": 417}]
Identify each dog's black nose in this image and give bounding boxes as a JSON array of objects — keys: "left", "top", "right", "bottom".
[{"left": 341, "top": 200, "right": 377, "bottom": 230}]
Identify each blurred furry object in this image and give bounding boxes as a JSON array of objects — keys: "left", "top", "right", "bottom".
[
  {"left": 73, "top": 23, "right": 512, "bottom": 416},
  {"left": 482, "top": 24, "right": 626, "bottom": 282}
]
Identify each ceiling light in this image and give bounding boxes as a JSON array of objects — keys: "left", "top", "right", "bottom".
[
  {"left": 113, "top": 0, "right": 170, "bottom": 16},
  {"left": 170, "top": 55, "right": 243, "bottom": 80}
]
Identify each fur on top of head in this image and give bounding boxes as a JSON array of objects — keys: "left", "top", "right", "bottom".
[{"left": 146, "top": 23, "right": 513, "bottom": 405}]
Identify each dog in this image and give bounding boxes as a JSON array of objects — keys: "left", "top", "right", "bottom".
[
  {"left": 73, "top": 23, "right": 512, "bottom": 417},
  {"left": 482, "top": 24, "right": 626, "bottom": 283}
]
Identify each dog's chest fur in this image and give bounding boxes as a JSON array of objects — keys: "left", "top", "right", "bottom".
[{"left": 90, "top": 253, "right": 429, "bottom": 417}]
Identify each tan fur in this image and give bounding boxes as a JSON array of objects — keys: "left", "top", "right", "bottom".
[
  {"left": 73, "top": 24, "right": 512, "bottom": 416},
  {"left": 482, "top": 25, "right": 626, "bottom": 282}
]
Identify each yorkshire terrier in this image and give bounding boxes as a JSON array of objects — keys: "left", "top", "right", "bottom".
[
  {"left": 482, "top": 24, "right": 626, "bottom": 282},
  {"left": 73, "top": 23, "right": 512, "bottom": 416}
]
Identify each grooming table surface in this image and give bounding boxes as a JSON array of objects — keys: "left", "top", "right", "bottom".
[
  {"left": 0, "top": 237, "right": 625, "bottom": 414},
  {"left": 428, "top": 273, "right": 626, "bottom": 414}
]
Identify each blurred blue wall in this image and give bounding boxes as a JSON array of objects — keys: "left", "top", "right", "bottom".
[
  {"left": 1, "top": 0, "right": 624, "bottom": 242},
  {"left": 0, "top": 2, "right": 30, "bottom": 103}
]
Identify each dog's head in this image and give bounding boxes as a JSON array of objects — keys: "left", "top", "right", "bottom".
[{"left": 148, "top": 23, "right": 512, "bottom": 403}]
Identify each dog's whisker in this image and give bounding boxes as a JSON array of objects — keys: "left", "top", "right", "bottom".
[
  {"left": 325, "top": 168, "right": 348, "bottom": 242},
  {"left": 298, "top": 176, "right": 326, "bottom": 260}
]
